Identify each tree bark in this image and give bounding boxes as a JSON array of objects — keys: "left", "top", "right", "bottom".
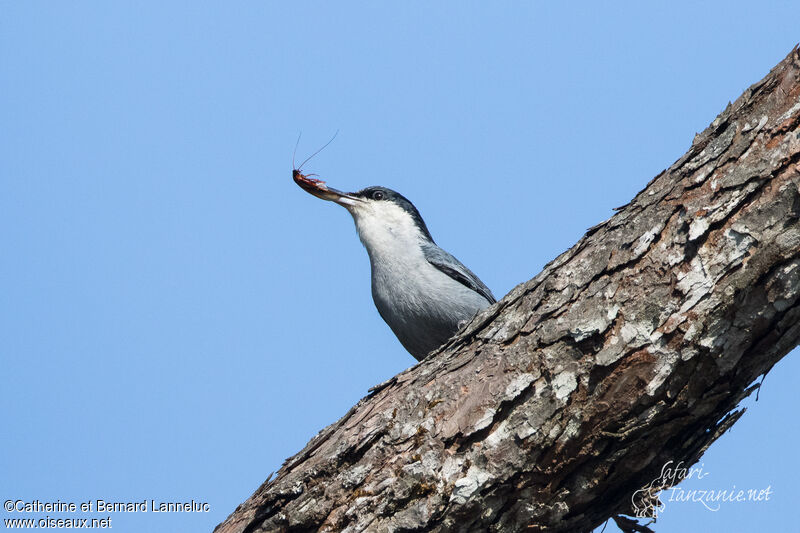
[{"left": 217, "top": 47, "right": 800, "bottom": 533}]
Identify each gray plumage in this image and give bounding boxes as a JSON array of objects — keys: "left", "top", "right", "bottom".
[
  {"left": 371, "top": 239, "right": 496, "bottom": 359},
  {"left": 294, "top": 176, "right": 495, "bottom": 360}
]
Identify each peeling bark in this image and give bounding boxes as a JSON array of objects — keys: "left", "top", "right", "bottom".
[{"left": 217, "top": 47, "right": 800, "bottom": 533}]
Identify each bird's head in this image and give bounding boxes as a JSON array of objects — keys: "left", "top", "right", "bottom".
[{"left": 293, "top": 171, "right": 434, "bottom": 256}]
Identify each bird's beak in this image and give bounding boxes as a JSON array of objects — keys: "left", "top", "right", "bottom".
[{"left": 293, "top": 170, "right": 361, "bottom": 207}]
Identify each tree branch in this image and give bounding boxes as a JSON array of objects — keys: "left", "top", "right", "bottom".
[{"left": 217, "top": 46, "right": 800, "bottom": 533}]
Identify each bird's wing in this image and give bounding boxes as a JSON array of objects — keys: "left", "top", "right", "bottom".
[{"left": 422, "top": 243, "right": 497, "bottom": 304}]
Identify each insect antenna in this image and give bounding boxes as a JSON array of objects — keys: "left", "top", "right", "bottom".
[
  {"left": 292, "top": 132, "right": 302, "bottom": 170},
  {"left": 295, "top": 130, "right": 339, "bottom": 172}
]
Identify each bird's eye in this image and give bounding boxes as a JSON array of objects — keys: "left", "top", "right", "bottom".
[{"left": 372, "top": 190, "right": 385, "bottom": 200}]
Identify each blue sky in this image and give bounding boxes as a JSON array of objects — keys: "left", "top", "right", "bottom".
[{"left": 1, "top": 2, "right": 798, "bottom": 532}]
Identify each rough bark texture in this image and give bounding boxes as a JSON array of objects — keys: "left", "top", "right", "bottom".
[{"left": 217, "top": 48, "right": 800, "bottom": 533}]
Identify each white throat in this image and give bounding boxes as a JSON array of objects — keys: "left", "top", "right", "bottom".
[{"left": 347, "top": 201, "right": 428, "bottom": 265}]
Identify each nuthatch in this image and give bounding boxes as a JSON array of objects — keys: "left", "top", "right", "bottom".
[{"left": 294, "top": 170, "right": 496, "bottom": 360}]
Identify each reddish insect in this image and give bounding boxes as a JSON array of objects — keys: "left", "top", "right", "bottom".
[{"left": 291, "top": 132, "right": 338, "bottom": 191}]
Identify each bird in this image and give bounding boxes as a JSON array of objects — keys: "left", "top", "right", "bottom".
[{"left": 293, "top": 169, "right": 496, "bottom": 360}]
